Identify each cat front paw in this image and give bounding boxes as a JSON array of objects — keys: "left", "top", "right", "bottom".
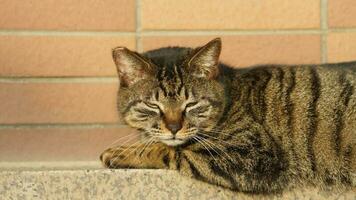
[
  {"left": 100, "top": 147, "right": 114, "bottom": 168},
  {"left": 100, "top": 147, "right": 124, "bottom": 168},
  {"left": 100, "top": 147, "right": 136, "bottom": 169}
]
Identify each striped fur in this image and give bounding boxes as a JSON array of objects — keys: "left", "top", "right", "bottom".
[{"left": 101, "top": 38, "right": 356, "bottom": 193}]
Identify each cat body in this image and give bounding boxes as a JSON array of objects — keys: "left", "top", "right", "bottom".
[{"left": 101, "top": 38, "right": 355, "bottom": 193}]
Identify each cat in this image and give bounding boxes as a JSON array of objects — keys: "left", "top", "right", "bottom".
[{"left": 100, "top": 38, "right": 355, "bottom": 193}]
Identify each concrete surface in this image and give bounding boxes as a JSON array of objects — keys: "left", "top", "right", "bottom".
[{"left": 0, "top": 169, "right": 354, "bottom": 200}]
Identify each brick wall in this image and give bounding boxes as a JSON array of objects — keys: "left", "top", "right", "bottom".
[{"left": 0, "top": 0, "right": 355, "bottom": 165}]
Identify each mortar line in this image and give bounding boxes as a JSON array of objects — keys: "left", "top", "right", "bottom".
[
  {"left": 141, "top": 29, "right": 323, "bottom": 36},
  {"left": 0, "top": 30, "right": 135, "bottom": 36},
  {"left": 329, "top": 28, "right": 356, "bottom": 32},
  {"left": 0, "top": 123, "right": 128, "bottom": 129},
  {"left": 135, "top": 0, "right": 142, "bottom": 52},
  {"left": 141, "top": 28, "right": 356, "bottom": 35},
  {"left": 320, "top": 0, "right": 329, "bottom": 63},
  {"left": 1, "top": 28, "right": 356, "bottom": 37},
  {"left": 0, "top": 77, "right": 119, "bottom": 83},
  {"left": 0, "top": 161, "right": 102, "bottom": 170}
]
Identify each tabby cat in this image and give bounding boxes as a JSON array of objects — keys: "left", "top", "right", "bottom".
[{"left": 100, "top": 38, "right": 355, "bottom": 193}]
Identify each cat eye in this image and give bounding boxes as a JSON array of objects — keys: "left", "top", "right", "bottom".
[
  {"left": 185, "top": 102, "right": 199, "bottom": 108},
  {"left": 142, "top": 102, "right": 163, "bottom": 115},
  {"left": 185, "top": 103, "right": 210, "bottom": 119},
  {"left": 134, "top": 108, "right": 158, "bottom": 116},
  {"left": 136, "top": 113, "right": 150, "bottom": 118},
  {"left": 183, "top": 101, "right": 199, "bottom": 115},
  {"left": 183, "top": 102, "right": 199, "bottom": 115},
  {"left": 144, "top": 102, "right": 160, "bottom": 109}
]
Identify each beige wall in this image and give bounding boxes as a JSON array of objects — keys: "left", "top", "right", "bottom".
[{"left": 0, "top": 0, "right": 355, "bottom": 163}]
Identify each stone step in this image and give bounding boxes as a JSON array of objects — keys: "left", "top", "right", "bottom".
[{"left": 0, "top": 167, "right": 355, "bottom": 200}]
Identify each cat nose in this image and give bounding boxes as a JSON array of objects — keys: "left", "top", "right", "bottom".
[{"left": 166, "top": 122, "right": 182, "bottom": 135}]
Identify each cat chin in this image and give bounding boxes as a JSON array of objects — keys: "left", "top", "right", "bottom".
[{"left": 160, "top": 139, "right": 186, "bottom": 147}]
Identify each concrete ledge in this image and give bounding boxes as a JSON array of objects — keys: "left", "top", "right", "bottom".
[{"left": 0, "top": 169, "right": 354, "bottom": 200}]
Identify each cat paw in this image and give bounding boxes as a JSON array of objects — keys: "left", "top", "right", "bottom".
[
  {"left": 100, "top": 148, "right": 114, "bottom": 168},
  {"left": 100, "top": 147, "right": 132, "bottom": 169}
]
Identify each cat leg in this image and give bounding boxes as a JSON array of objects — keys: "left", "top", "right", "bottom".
[
  {"left": 100, "top": 142, "right": 175, "bottom": 169},
  {"left": 101, "top": 143, "right": 242, "bottom": 190},
  {"left": 174, "top": 149, "right": 239, "bottom": 190},
  {"left": 175, "top": 147, "right": 285, "bottom": 192}
]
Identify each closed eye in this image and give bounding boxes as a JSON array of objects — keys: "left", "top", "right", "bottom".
[
  {"left": 188, "top": 105, "right": 210, "bottom": 114},
  {"left": 186, "top": 102, "right": 199, "bottom": 108},
  {"left": 183, "top": 101, "right": 199, "bottom": 115},
  {"left": 133, "top": 108, "right": 159, "bottom": 117},
  {"left": 144, "top": 102, "right": 161, "bottom": 110}
]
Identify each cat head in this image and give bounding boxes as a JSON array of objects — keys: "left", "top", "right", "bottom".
[{"left": 112, "top": 38, "right": 226, "bottom": 146}]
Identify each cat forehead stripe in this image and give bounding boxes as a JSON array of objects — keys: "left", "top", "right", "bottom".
[{"left": 157, "top": 64, "right": 184, "bottom": 98}]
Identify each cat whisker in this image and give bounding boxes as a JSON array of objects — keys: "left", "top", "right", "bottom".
[
  {"left": 138, "top": 137, "right": 156, "bottom": 157},
  {"left": 192, "top": 136, "right": 219, "bottom": 164},
  {"left": 109, "top": 139, "right": 145, "bottom": 168},
  {"left": 206, "top": 129, "right": 239, "bottom": 136},
  {"left": 149, "top": 128, "right": 162, "bottom": 132},
  {"left": 131, "top": 136, "right": 160, "bottom": 163},
  {"left": 105, "top": 133, "right": 147, "bottom": 167},
  {"left": 105, "top": 133, "right": 137, "bottom": 148},
  {"left": 197, "top": 136, "right": 235, "bottom": 163},
  {"left": 147, "top": 132, "right": 162, "bottom": 136},
  {"left": 195, "top": 135, "right": 234, "bottom": 164},
  {"left": 105, "top": 134, "right": 142, "bottom": 168},
  {"left": 197, "top": 132, "right": 237, "bottom": 146},
  {"left": 209, "top": 126, "right": 249, "bottom": 133}
]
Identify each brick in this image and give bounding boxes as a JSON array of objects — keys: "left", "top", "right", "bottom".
[
  {"left": 327, "top": 32, "right": 356, "bottom": 63},
  {"left": 329, "top": 0, "right": 356, "bottom": 28},
  {"left": 142, "top": 35, "right": 321, "bottom": 67},
  {"left": 141, "top": 0, "right": 320, "bottom": 30},
  {"left": 0, "top": 35, "right": 135, "bottom": 77},
  {"left": 0, "top": 82, "right": 120, "bottom": 124},
  {"left": 0, "top": 0, "right": 136, "bottom": 31},
  {"left": 0, "top": 127, "right": 140, "bottom": 161}
]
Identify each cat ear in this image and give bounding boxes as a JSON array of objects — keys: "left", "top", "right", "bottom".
[
  {"left": 112, "top": 47, "right": 154, "bottom": 87},
  {"left": 187, "top": 38, "right": 222, "bottom": 79}
]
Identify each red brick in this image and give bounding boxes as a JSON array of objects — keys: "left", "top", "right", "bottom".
[
  {"left": 328, "top": 32, "right": 356, "bottom": 62},
  {"left": 0, "top": 35, "right": 135, "bottom": 77},
  {"left": 141, "top": 0, "right": 320, "bottom": 30},
  {"left": 0, "top": 127, "right": 140, "bottom": 161},
  {"left": 0, "top": 82, "right": 120, "bottom": 124},
  {"left": 142, "top": 35, "right": 321, "bottom": 67},
  {"left": 329, "top": 0, "right": 356, "bottom": 28},
  {"left": 0, "top": 0, "right": 136, "bottom": 31}
]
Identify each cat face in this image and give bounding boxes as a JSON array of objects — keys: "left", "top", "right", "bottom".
[{"left": 113, "top": 38, "right": 226, "bottom": 146}]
